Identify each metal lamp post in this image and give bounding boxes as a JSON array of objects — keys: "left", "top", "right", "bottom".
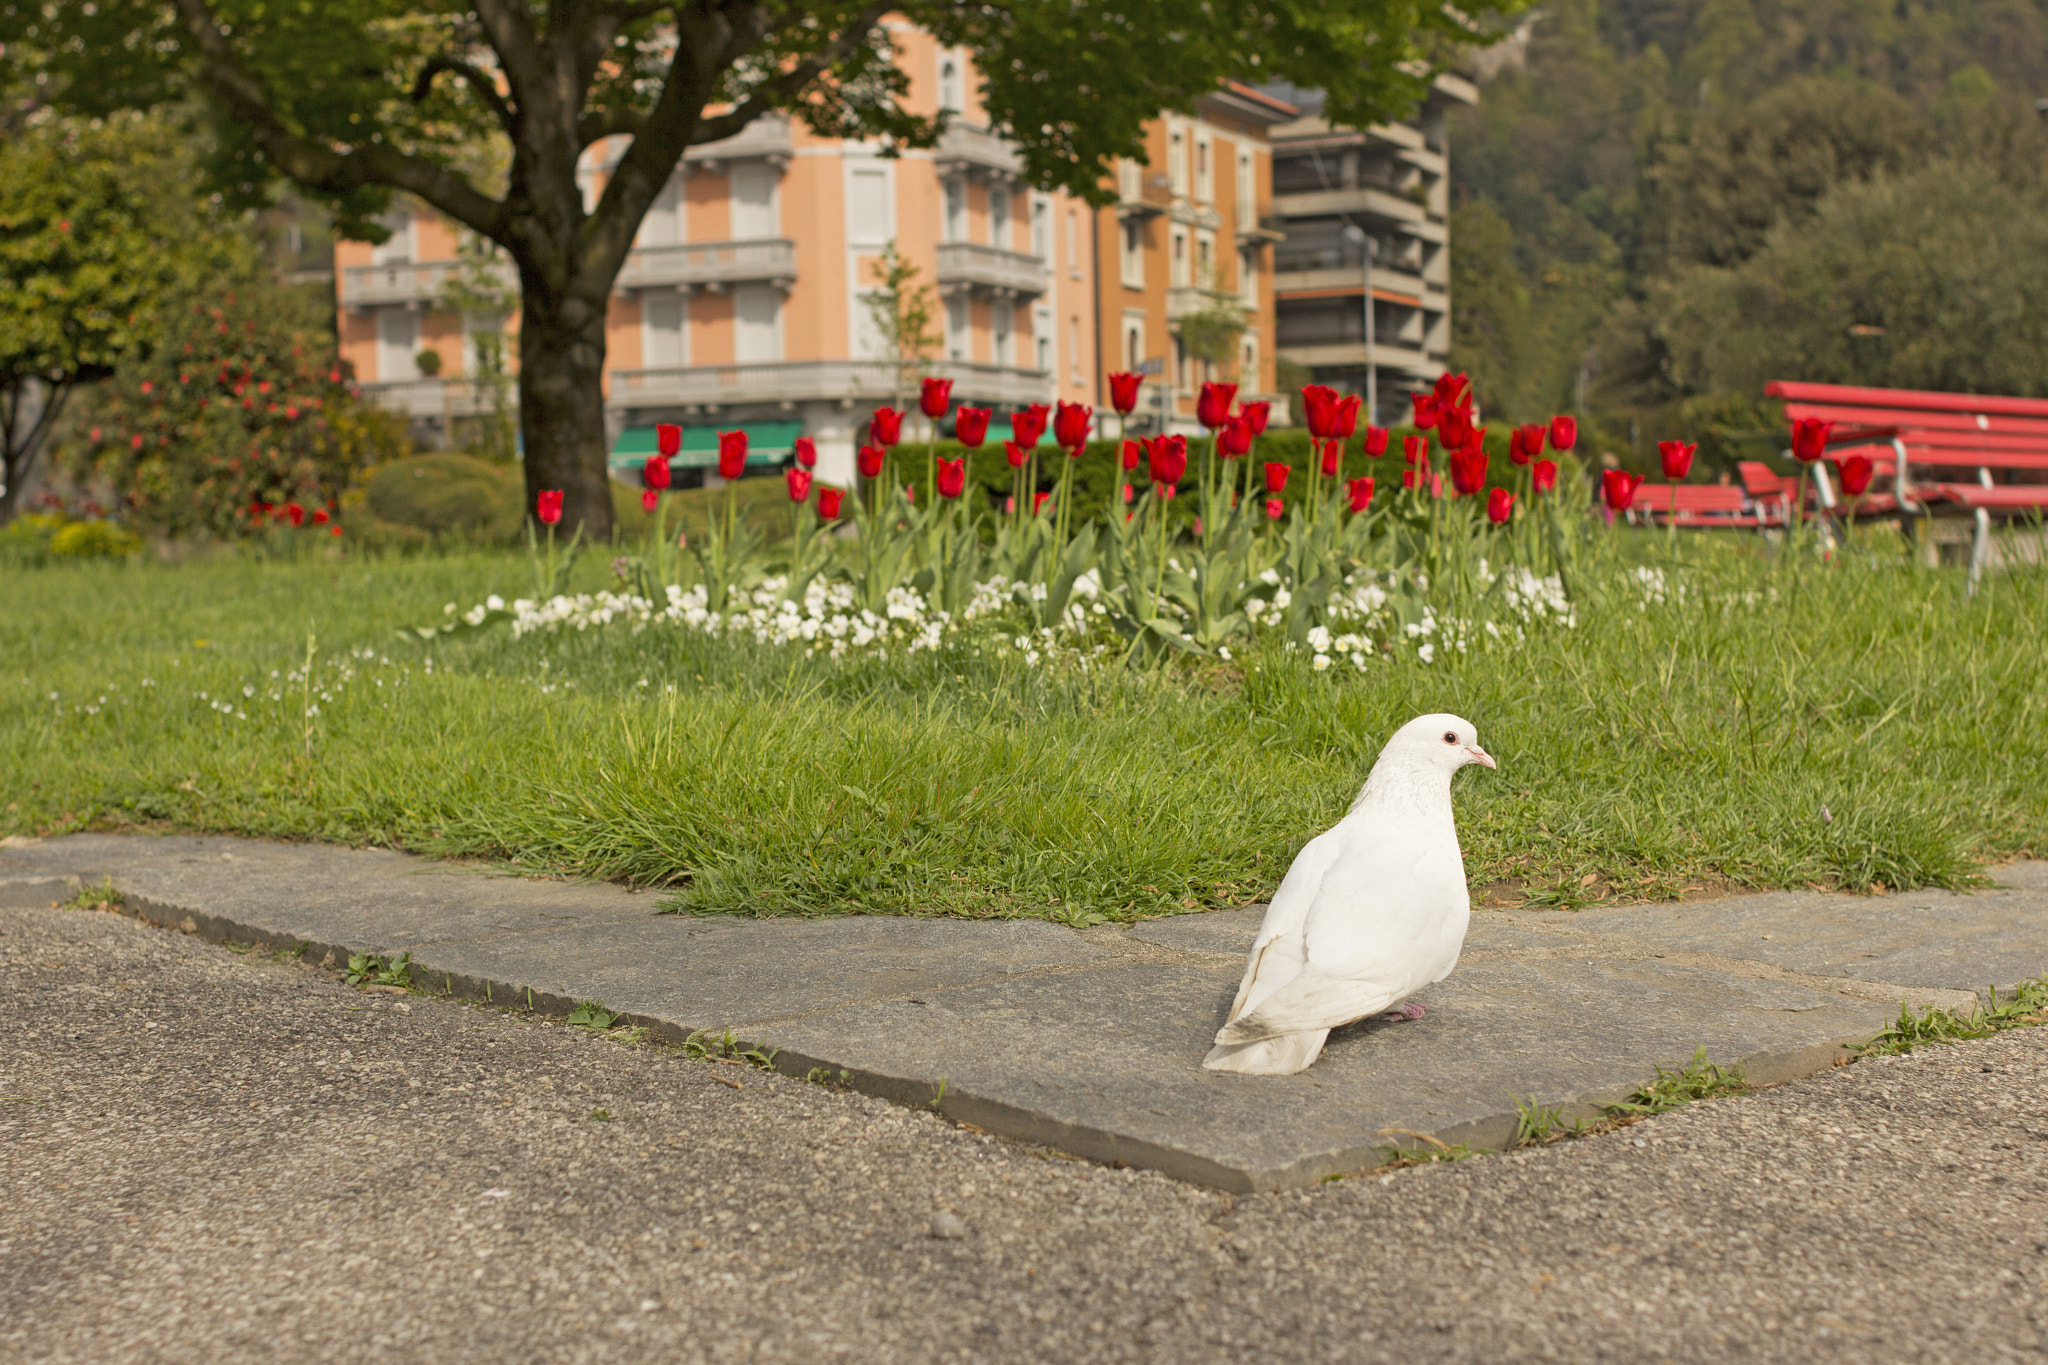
[{"left": 1342, "top": 224, "right": 1378, "bottom": 424}]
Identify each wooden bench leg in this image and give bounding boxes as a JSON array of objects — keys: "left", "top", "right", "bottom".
[{"left": 1967, "top": 507, "right": 1992, "bottom": 596}]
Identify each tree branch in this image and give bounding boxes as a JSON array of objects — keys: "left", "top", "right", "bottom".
[
  {"left": 578, "top": 107, "right": 649, "bottom": 148},
  {"left": 688, "top": 0, "right": 896, "bottom": 147},
  {"left": 168, "top": 0, "right": 507, "bottom": 240},
  {"left": 411, "top": 55, "right": 518, "bottom": 135}
]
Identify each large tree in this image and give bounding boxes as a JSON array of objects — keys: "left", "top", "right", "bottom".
[{"left": 3, "top": 0, "right": 1510, "bottom": 536}]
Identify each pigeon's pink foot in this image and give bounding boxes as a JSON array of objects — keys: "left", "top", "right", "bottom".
[{"left": 1382, "top": 1002, "right": 1427, "bottom": 1022}]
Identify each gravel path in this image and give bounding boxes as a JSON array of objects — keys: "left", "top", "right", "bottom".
[{"left": 3, "top": 899, "right": 2045, "bottom": 1364}]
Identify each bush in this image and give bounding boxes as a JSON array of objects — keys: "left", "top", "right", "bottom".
[
  {"left": 49, "top": 519, "right": 143, "bottom": 558},
  {"left": 361, "top": 454, "right": 523, "bottom": 541},
  {"left": 55, "top": 276, "right": 384, "bottom": 540}
]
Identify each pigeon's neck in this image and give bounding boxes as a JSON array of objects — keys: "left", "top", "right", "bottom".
[{"left": 1348, "top": 759, "right": 1456, "bottom": 827}]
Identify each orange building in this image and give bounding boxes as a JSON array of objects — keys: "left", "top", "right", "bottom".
[{"left": 334, "top": 33, "right": 1287, "bottom": 482}]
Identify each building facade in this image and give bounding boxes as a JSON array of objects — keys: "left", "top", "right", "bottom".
[
  {"left": 1094, "top": 83, "right": 1292, "bottom": 436},
  {"left": 334, "top": 33, "right": 1291, "bottom": 482},
  {"left": 1264, "top": 75, "right": 1476, "bottom": 428}
]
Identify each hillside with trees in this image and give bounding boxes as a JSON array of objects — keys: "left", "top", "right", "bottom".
[{"left": 1449, "top": 0, "right": 2048, "bottom": 469}]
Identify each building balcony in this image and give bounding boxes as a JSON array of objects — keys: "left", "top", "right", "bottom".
[
  {"left": 358, "top": 377, "right": 506, "bottom": 419},
  {"left": 609, "top": 358, "right": 1053, "bottom": 414},
  {"left": 1273, "top": 265, "right": 1432, "bottom": 304},
  {"left": 1278, "top": 341, "right": 1439, "bottom": 375},
  {"left": 934, "top": 241, "right": 1050, "bottom": 299},
  {"left": 340, "top": 258, "right": 514, "bottom": 310},
  {"left": 617, "top": 238, "right": 797, "bottom": 294},
  {"left": 933, "top": 122, "right": 1023, "bottom": 182},
  {"left": 1273, "top": 185, "right": 1427, "bottom": 227},
  {"left": 679, "top": 115, "right": 793, "bottom": 172}
]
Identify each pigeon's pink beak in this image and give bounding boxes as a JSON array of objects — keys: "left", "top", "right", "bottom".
[{"left": 1466, "top": 746, "right": 1496, "bottom": 769}]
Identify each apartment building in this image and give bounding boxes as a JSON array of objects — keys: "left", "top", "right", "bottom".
[
  {"left": 1097, "top": 84, "right": 1293, "bottom": 436},
  {"left": 334, "top": 34, "right": 1293, "bottom": 480},
  {"left": 1263, "top": 75, "right": 1477, "bottom": 428}
]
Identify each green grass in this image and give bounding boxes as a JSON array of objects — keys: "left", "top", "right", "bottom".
[
  {"left": 1857, "top": 975, "right": 2048, "bottom": 1056},
  {"left": 4, "top": 535, "right": 2046, "bottom": 921}
]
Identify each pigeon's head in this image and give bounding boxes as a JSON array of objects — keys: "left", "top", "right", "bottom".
[{"left": 1391, "top": 712, "right": 1496, "bottom": 774}]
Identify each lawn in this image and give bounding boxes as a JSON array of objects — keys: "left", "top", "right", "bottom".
[{"left": 6, "top": 535, "right": 2044, "bottom": 923}]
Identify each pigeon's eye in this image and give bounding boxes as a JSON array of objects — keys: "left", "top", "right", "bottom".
[{"left": 1443, "top": 731, "right": 1458, "bottom": 745}]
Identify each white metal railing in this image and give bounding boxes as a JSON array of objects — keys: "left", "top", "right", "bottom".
[
  {"left": 618, "top": 238, "right": 797, "bottom": 291},
  {"left": 934, "top": 241, "right": 1051, "bottom": 297},
  {"left": 609, "top": 358, "right": 1053, "bottom": 411}
]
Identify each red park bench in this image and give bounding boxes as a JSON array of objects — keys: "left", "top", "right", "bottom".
[
  {"left": 1625, "top": 482, "right": 1788, "bottom": 529},
  {"left": 1763, "top": 380, "right": 2048, "bottom": 581}
]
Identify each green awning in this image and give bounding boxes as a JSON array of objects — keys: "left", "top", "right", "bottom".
[{"left": 610, "top": 422, "right": 802, "bottom": 470}]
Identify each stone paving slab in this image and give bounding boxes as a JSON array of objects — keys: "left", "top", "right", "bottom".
[{"left": 3, "top": 832, "right": 2039, "bottom": 1192}]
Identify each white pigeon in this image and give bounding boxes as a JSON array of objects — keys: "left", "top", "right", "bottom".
[{"left": 1203, "top": 712, "right": 1495, "bottom": 1076}]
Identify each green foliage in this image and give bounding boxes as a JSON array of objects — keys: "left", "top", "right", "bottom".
[
  {"left": 0, "top": 512, "right": 140, "bottom": 564},
  {"left": 1652, "top": 164, "right": 2048, "bottom": 399},
  {"left": 53, "top": 275, "right": 381, "bottom": 540},
  {"left": 344, "top": 950, "right": 412, "bottom": 989},
  {"left": 861, "top": 242, "right": 943, "bottom": 407},
  {"left": 363, "top": 455, "right": 523, "bottom": 542},
  {"left": 1858, "top": 976, "right": 2048, "bottom": 1057},
  {"left": 1603, "top": 1048, "right": 1749, "bottom": 1118},
  {"left": 682, "top": 1029, "right": 781, "bottom": 1069}
]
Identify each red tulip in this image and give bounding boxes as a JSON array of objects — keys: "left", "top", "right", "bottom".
[
  {"left": 1487, "top": 487, "right": 1515, "bottom": 524},
  {"left": 1147, "top": 434, "right": 1188, "bottom": 489},
  {"left": 1790, "top": 416, "right": 1833, "bottom": 463},
  {"left": 1363, "top": 425, "right": 1389, "bottom": 457},
  {"left": 1265, "top": 496, "right": 1284, "bottom": 520},
  {"left": 1033, "top": 491, "right": 1052, "bottom": 516},
  {"left": 1515, "top": 424, "right": 1545, "bottom": 466},
  {"left": 1433, "top": 372, "right": 1470, "bottom": 412},
  {"left": 1837, "top": 453, "right": 1875, "bottom": 496},
  {"left": 1218, "top": 414, "right": 1254, "bottom": 459},
  {"left": 786, "top": 467, "right": 813, "bottom": 503},
  {"left": 1005, "top": 440, "right": 1029, "bottom": 469},
  {"left": 1319, "top": 442, "right": 1341, "bottom": 478},
  {"left": 1450, "top": 444, "right": 1489, "bottom": 496},
  {"left": 313, "top": 508, "right": 330, "bottom": 525},
  {"left": 656, "top": 423, "right": 682, "bottom": 458},
  {"left": 642, "top": 454, "right": 672, "bottom": 490},
  {"left": 330, "top": 525, "right": 343, "bottom": 537},
  {"left": 718, "top": 429, "right": 748, "bottom": 480},
  {"left": 1197, "top": 382, "right": 1237, "bottom": 430},
  {"left": 1263, "top": 461, "right": 1290, "bottom": 494},
  {"left": 870, "top": 406, "right": 904, "bottom": 447},
  {"left": 1533, "top": 459, "right": 1558, "bottom": 494},
  {"left": 1009, "top": 403, "right": 1049, "bottom": 448},
  {"left": 1120, "top": 438, "right": 1141, "bottom": 471},
  {"left": 1402, "top": 468, "right": 1421, "bottom": 491},
  {"left": 1410, "top": 393, "right": 1440, "bottom": 430},
  {"left": 1053, "top": 400, "right": 1093, "bottom": 449},
  {"left": 1347, "top": 476, "right": 1375, "bottom": 512},
  {"left": 919, "top": 376, "right": 953, "bottom": 420},
  {"left": 1402, "top": 434, "right": 1428, "bottom": 465},
  {"left": 955, "top": 406, "right": 992, "bottom": 447},
  {"left": 857, "top": 443, "right": 885, "bottom": 479},
  {"left": 793, "top": 436, "right": 817, "bottom": 469},
  {"left": 1658, "top": 440, "right": 1696, "bottom": 480},
  {"left": 641, "top": 488, "right": 659, "bottom": 512},
  {"left": 1548, "top": 414, "right": 1577, "bottom": 452},
  {"left": 1439, "top": 405, "right": 1472, "bottom": 451},
  {"left": 1302, "top": 384, "right": 1337, "bottom": 440},
  {"left": 936, "top": 456, "right": 967, "bottom": 499},
  {"left": 1331, "top": 394, "right": 1362, "bottom": 441},
  {"left": 1122, "top": 483, "right": 1134, "bottom": 504},
  {"left": 537, "top": 490, "right": 564, "bottom": 525},
  {"left": 1242, "top": 400, "right": 1272, "bottom": 436},
  {"left": 287, "top": 502, "right": 305, "bottom": 527},
  {"left": 1601, "top": 468, "right": 1644, "bottom": 511},
  {"left": 819, "top": 487, "right": 844, "bottom": 519},
  {"left": 1107, "top": 371, "right": 1143, "bottom": 415}
]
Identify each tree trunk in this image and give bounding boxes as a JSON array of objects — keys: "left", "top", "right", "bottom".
[{"left": 515, "top": 265, "right": 616, "bottom": 539}]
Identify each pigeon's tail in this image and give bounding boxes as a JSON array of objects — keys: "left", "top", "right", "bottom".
[{"left": 1201, "top": 1029, "right": 1330, "bottom": 1076}]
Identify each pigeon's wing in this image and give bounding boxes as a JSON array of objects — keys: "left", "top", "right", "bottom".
[
  {"left": 1217, "top": 824, "right": 1468, "bottom": 1044},
  {"left": 1222, "top": 827, "right": 1345, "bottom": 1025}
]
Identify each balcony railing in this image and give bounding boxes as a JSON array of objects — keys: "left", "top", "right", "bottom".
[
  {"left": 610, "top": 358, "right": 1053, "bottom": 412},
  {"left": 934, "top": 241, "right": 1051, "bottom": 298},
  {"left": 340, "top": 259, "right": 514, "bottom": 309},
  {"left": 1165, "top": 285, "right": 1249, "bottom": 321},
  {"left": 933, "top": 122, "right": 1023, "bottom": 180},
  {"left": 618, "top": 238, "right": 798, "bottom": 292},
  {"left": 358, "top": 377, "right": 504, "bottom": 419}
]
